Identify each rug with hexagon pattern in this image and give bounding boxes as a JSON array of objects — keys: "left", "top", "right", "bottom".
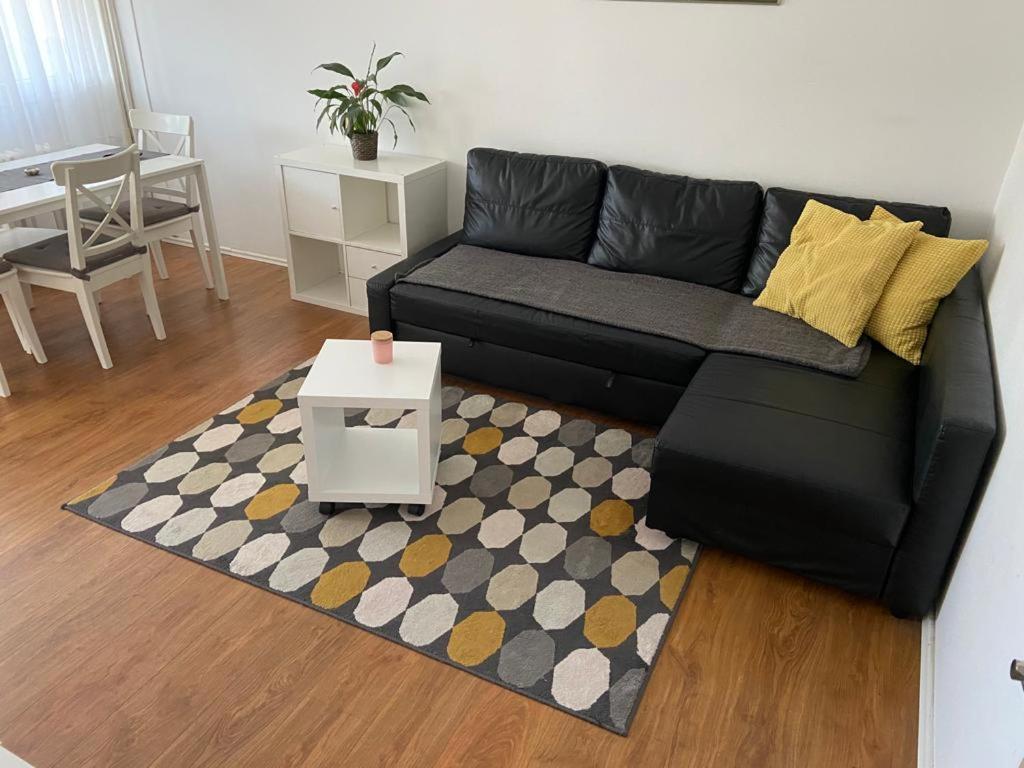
[{"left": 63, "top": 358, "right": 699, "bottom": 735}]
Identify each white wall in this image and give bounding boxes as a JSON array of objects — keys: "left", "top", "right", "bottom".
[
  {"left": 115, "top": 0, "right": 1024, "bottom": 262},
  {"left": 932, "top": 123, "right": 1024, "bottom": 768}
]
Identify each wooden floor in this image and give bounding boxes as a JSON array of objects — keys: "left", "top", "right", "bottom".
[{"left": 0, "top": 244, "right": 920, "bottom": 768}]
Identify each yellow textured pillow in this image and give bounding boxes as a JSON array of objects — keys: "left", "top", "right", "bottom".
[
  {"left": 753, "top": 200, "right": 922, "bottom": 347},
  {"left": 866, "top": 206, "right": 988, "bottom": 364}
]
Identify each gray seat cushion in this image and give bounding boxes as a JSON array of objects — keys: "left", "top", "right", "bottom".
[
  {"left": 399, "top": 245, "right": 869, "bottom": 377},
  {"left": 390, "top": 281, "right": 707, "bottom": 387},
  {"left": 3, "top": 232, "right": 146, "bottom": 279},
  {"left": 0, "top": 259, "right": 12, "bottom": 275},
  {"left": 80, "top": 198, "right": 199, "bottom": 227}
]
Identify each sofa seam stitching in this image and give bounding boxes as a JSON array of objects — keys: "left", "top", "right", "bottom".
[
  {"left": 682, "top": 392, "right": 911, "bottom": 441},
  {"left": 468, "top": 196, "right": 595, "bottom": 219}
]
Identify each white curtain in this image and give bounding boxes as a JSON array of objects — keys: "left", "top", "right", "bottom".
[{"left": 0, "top": 0, "right": 124, "bottom": 161}]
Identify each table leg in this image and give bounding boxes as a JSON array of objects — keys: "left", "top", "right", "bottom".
[
  {"left": 195, "top": 164, "right": 229, "bottom": 300},
  {"left": 319, "top": 501, "right": 336, "bottom": 515}
]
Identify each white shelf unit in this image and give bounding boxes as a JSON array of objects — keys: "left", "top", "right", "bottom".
[{"left": 275, "top": 145, "right": 448, "bottom": 315}]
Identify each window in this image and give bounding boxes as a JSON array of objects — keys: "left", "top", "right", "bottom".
[{"left": 0, "top": 0, "right": 123, "bottom": 160}]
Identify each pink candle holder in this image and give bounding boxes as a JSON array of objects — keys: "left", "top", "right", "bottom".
[{"left": 371, "top": 330, "right": 393, "bottom": 364}]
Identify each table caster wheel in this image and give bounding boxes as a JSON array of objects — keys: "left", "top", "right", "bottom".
[
  {"left": 319, "top": 501, "right": 336, "bottom": 515},
  {"left": 406, "top": 504, "right": 426, "bottom": 517}
]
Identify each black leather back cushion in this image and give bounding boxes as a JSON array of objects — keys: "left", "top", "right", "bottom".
[
  {"left": 588, "top": 165, "right": 763, "bottom": 291},
  {"left": 742, "top": 187, "right": 952, "bottom": 297},
  {"left": 462, "top": 148, "right": 607, "bottom": 262}
]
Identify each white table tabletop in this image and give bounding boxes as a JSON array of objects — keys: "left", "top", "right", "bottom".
[
  {"left": 299, "top": 339, "right": 441, "bottom": 407},
  {"left": 0, "top": 144, "right": 229, "bottom": 299}
]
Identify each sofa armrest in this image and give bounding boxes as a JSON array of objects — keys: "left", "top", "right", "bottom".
[
  {"left": 367, "top": 230, "right": 463, "bottom": 332},
  {"left": 882, "top": 268, "right": 997, "bottom": 616}
]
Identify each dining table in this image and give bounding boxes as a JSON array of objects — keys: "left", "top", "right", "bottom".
[{"left": 0, "top": 143, "right": 229, "bottom": 299}]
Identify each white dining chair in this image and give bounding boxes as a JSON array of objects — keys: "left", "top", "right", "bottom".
[
  {"left": 0, "top": 256, "right": 47, "bottom": 396},
  {"left": 80, "top": 109, "right": 214, "bottom": 289},
  {"left": 0, "top": 145, "right": 166, "bottom": 370}
]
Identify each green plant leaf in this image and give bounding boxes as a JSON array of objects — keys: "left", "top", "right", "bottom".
[
  {"left": 317, "top": 62, "right": 355, "bottom": 79},
  {"left": 354, "top": 109, "right": 368, "bottom": 133},
  {"left": 375, "top": 51, "right": 402, "bottom": 73},
  {"left": 343, "top": 102, "right": 369, "bottom": 134},
  {"left": 392, "top": 103, "right": 416, "bottom": 131},
  {"left": 381, "top": 116, "right": 399, "bottom": 148},
  {"left": 386, "top": 83, "right": 429, "bottom": 103},
  {"left": 316, "top": 101, "right": 337, "bottom": 131},
  {"left": 308, "top": 87, "right": 348, "bottom": 101}
]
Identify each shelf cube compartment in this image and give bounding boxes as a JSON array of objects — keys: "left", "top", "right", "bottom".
[
  {"left": 288, "top": 234, "right": 348, "bottom": 308},
  {"left": 340, "top": 176, "right": 402, "bottom": 254}
]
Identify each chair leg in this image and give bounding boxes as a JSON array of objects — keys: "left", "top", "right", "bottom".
[
  {"left": 3, "top": 292, "right": 31, "bottom": 354},
  {"left": 21, "top": 282, "right": 33, "bottom": 309},
  {"left": 150, "top": 240, "right": 169, "bottom": 280},
  {"left": 0, "top": 280, "right": 29, "bottom": 354},
  {"left": 3, "top": 283, "right": 46, "bottom": 364},
  {"left": 74, "top": 282, "right": 113, "bottom": 369},
  {"left": 0, "top": 359, "right": 9, "bottom": 397},
  {"left": 139, "top": 258, "right": 167, "bottom": 341},
  {"left": 189, "top": 216, "right": 215, "bottom": 290}
]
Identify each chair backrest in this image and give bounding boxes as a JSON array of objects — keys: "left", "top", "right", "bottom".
[
  {"left": 51, "top": 145, "right": 142, "bottom": 272},
  {"left": 130, "top": 108, "right": 196, "bottom": 204},
  {"left": 130, "top": 109, "right": 195, "bottom": 157}
]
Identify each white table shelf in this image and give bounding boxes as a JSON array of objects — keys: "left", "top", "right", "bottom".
[{"left": 308, "top": 427, "right": 422, "bottom": 500}]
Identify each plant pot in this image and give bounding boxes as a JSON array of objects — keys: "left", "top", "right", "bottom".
[{"left": 350, "top": 132, "right": 379, "bottom": 161}]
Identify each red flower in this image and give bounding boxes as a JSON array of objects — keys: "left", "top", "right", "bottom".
[{"left": 352, "top": 81, "right": 362, "bottom": 96}]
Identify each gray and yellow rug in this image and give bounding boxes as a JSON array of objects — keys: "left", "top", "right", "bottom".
[{"left": 64, "top": 359, "right": 698, "bottom": 734}]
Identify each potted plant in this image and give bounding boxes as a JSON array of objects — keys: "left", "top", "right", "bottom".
[{"left": 309, "top": 45, "right": 429, "bottom": 161}]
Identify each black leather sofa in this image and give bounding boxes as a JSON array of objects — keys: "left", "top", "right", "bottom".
[{"left": 368, "top": 148, "right": 996, "bottom": 618}]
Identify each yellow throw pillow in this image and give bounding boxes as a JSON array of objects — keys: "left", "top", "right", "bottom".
[
  {"left": 866, "top": 206, "right": 988, "bottom": 364},
  {"left": 753, "top": 200, "right": 922, "bottom": 347}
]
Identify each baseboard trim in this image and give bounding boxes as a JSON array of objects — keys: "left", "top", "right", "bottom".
[
  {"left": 919, "top": 613, "right": 936, "bottom": 768},
  {"left": 163, "top": 235, "right": 286, "bottom": 267}
]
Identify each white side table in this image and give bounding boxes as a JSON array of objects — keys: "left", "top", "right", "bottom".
[{"left": 298, "top": 339, "right": 442, "bottom": 514}]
